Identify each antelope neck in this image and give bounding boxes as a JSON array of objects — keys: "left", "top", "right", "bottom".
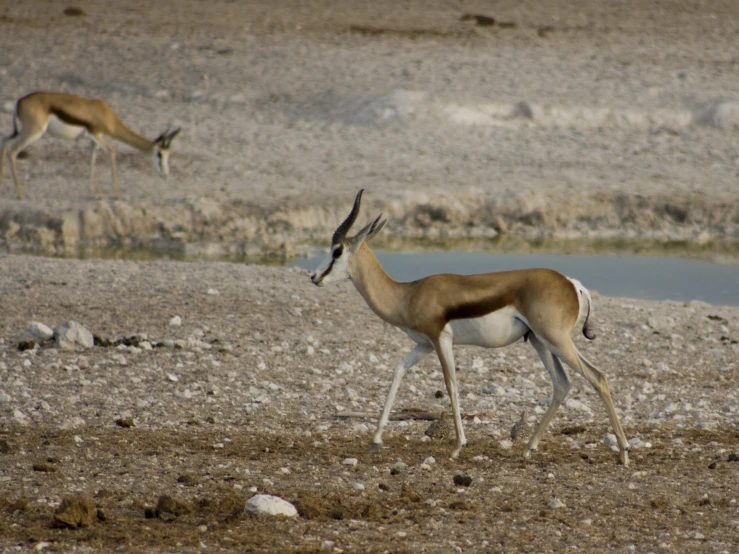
[{"left": 350, "top": 244, "right": 409, "bottom": 327}]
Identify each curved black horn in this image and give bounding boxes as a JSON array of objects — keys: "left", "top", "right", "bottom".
[
  {"left": 332, "top": 189, "right": 364, "bottom": 245},
  {"left": 162, "top": 128, "right": 180, "bottom": 148}
]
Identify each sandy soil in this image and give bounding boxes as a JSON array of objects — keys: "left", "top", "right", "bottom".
[
  {"left": 0, "top": 0, "right": 738, "bottom": 257},
  {"left": 1, "top": 1, "right": 739, "bottom": 552}
]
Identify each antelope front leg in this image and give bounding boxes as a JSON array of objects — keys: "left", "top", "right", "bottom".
[
  {"left": 435, "top": 335, "right": 467, "bottom": 458},
  {"left": 371, "top": 343, "right": 433, "bottom": 449}
]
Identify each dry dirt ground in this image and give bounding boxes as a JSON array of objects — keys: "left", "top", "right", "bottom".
[
  {"left": 2, "top": 1, "right": 739, "bottom": 553},
  {"left": 1, "top": 255, "right": 738, "bottom": 553}
]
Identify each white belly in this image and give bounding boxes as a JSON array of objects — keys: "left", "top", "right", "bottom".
[
  {"left": 448, "top": 306, "right": 529, "bottom": 347},
  {"left": 46, "top": 115, "right": 87, "bottom": 140}
]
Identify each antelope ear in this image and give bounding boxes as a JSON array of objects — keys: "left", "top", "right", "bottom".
[{"left": 350, "top": 213, "right": 386, "bottom": 247}]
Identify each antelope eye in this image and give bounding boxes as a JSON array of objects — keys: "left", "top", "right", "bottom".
[{"left": 332, "top": 246, "right": 343, "bottom": 259}]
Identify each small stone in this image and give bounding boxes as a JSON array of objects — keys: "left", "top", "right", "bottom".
[
  {"left": 342, "top": 457, "right": 358, "bottom": 466},
  {"left": 498, "top": 439, "right": 513, "bottom": 450},
  {"left": 59, "top": 416, "right": 86, "bottom": 430},
  {"left": 115, "top": 418, "right": 135, "bottom": 428},
  {"left": 53, "top": 496, "right": 96, "bottom": 529},
  {"left": 647, "top": 315, "right": 675, "bottom": 333},
  {"left": 169, "top": 316, "right": 182, "bottom": 327},
  {"left": 13, "top": 410, "right": 30, "bottom": 426},
  {"left": 453, "top": 474, "right": 472, "bottom": 487},
  {"left": 548, "top": 498, "right": 566, "bottom": 509},
  {"left": 54, "top": 321, "right": 94, "bottom": 350},
  {"left": 33, "top": 462, "right": 59, "bottom": 473},
  {"left": 353, "top": 482, "right": 365, "bottom": 491},
  {"left": 603, "top": 434, "right": 619, "bottom": 451},
  {"left": 244, "top": 494, "right": 297, "bottom": 517},
  {"left": 25, "top": 322, "right": 54, "bottom": 341},
  {"left": 156, "top": 495, "right": 191, "bottom": 516},
  {"left": 423, "top": 456, "right": 436, "bottom": 465}
]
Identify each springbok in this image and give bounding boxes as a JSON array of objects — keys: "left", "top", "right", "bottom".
[
  {"left": 310, "top": 190, "right": 630, "bottom": 465},
  {"left": 0, "top": 91, "right": 180, "bottom": 199}
]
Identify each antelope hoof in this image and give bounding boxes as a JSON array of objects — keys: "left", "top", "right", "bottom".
[
  {"left": 620, "top": 450, "right": 630, "bottom": 467},
  {"left": 370, "top": 441, "right": 383, "bottom": 450},
  {"left": 451, "top": 442, "right": 467, "bottom": 459}
]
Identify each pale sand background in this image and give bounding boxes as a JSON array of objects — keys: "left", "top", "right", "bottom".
[{"left": 0, "top": 0, "right": 737, "bottom": 256}]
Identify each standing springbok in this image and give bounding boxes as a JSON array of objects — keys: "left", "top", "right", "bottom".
[
  {"left": 310, "top": 190, "right": 630, "bottom": 465},
  {"left": 0, "top": 91, "right": 180, "bottom": 199}
]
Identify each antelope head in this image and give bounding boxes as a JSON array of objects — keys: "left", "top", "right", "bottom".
[
  {"left": 152, "top": 128, "right": 181, "bottom": 178},
  {"left": 310, "top": 189, "right": 387, "bottom": 286}
]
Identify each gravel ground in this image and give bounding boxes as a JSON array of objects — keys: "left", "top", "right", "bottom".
[{"left": 1, "top": 254, "right": 738, "bottom": 553}]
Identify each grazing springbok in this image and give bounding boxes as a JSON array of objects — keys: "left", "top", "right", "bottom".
[
  {"left": 0, "top": 91, "right": 180, "bottom": 199},
  {"left": 310, "top": 190, "right": 630, "bottom": 465}
]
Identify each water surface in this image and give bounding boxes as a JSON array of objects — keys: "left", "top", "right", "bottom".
[{"left": 291, "top": 251, "right": 739, "bottom": 306}]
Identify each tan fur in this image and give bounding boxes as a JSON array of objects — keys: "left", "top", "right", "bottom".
[
  {"left": 351, "top": 243, "right": 579, "bottom": 342},
  {"left": 1, "top": 91, "right": 177, "bottom": 199},
  {"left": 312, "top": 190, "right": 630, "bottom": 465}
]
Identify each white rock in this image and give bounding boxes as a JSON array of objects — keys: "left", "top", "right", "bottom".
[
  {"left": 647, "top": 315, "right": 675, "bottom": 333},
  {"left": 26, "top": 322, "right": 54, "bottom": 341},
  {"left": 482, "top": 384, "right": 506, "bottom": 396},
  {"left": 54, "top": 321, "right": 94, "bottom": 350},
  {"left": 342, "top": 457, "right": 358, "bottom": 466},
  {"left": 244, "top": 494, "right": 297, "bottom": 517},
  {"left": 423, "top": 456, "right": 436, "bottom": 465},
  {"left": 206, "top": 288, "right": 220, "bottom": 296},
  {"left": 566, "top": 398, "right": 592, "bottom": 412},
  {"left": 169, "top": 316, "right": 182, "bottom": 326},
  {"left": 13, "top": 409, "right": 30, "bottom": 426},
  {"left": 548, "top": 498, "right": 566, "bottom": 509},
  {"left": 59, "top": 416, "right": 86, "bottom": 430},
  {"left": 353, "top": 482, "right": 365, "bottom": 491},
  {"left": 604, "top": 434, "right": 619, "bottom": 451},
  {"left": 498, "top": 439, "right": 513, "bottom": 450}
]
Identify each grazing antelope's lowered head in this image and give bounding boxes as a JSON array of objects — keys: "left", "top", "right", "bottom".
[
  {"left": 152, "top": 128, "right": 180, "bottom": 178},
  {"left": 310, "top": 189, "right": 387, "bottom": 286}
]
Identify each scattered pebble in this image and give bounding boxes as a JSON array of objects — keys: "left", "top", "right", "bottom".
[
  {"left": 244, "top": 494, "right": 297, "bottom": 517},
  {"left": 548, "top": 498, "right": 566, "bottom": 509}
]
